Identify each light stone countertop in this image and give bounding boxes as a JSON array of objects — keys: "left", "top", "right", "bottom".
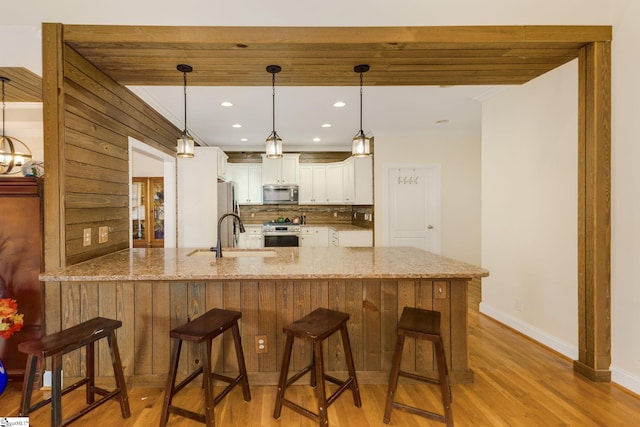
[{"left": 39, "top": 247, "right": 489, "bottom": 282}]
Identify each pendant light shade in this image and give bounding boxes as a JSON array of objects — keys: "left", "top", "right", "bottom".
[
  {"left": 0, "top": 77, "right": 33, "bottom": 175},
  {"left": 265, "top": 65, "right": 283, "bottom": 159},
  {"left": 352, "top": 64, "right": 372, "bottom": 158},
  {"left": 176, "top": 64, "right": 195, "bottom": 158}
]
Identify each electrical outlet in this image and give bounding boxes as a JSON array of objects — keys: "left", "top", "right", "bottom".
[
  {"left": 255, "top": 334, "right": 268, "bottom": 354},
  {"left": 98, "top": 226, "right": 109, "bottom": 243},
  {"left": 83, "top": 228, "right": 91, "bottom": 247},
  {"left": 42, "top": 370, "right": 63, "bottom": 389},
  {"left": 333, "top": 212, "right": 338, "bottom": 217}
]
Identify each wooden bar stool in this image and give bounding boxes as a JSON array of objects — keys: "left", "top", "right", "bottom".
[
  {"left": 160, "top": 308, "right": 251, "bottom": 427},
  {"left": 18, "top": 316, "right": 130, "bottom": 427},
  {"left": 273, "top": 307, "right": 361, "bottom": 426},
  {"left": 384, "top": 307, "right": 453, "bottom": 426}
]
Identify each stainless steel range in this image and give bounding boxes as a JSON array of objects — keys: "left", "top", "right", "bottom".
[{"left": 262, "top": 221, "right": 301, "bottom": 247}]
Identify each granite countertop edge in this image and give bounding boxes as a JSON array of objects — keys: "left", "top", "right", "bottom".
[{"left": 40, "top": 247, "right": 489, "bottom": 282}]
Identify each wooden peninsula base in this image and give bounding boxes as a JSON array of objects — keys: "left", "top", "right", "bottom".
[{"left": 40, "top": 248, "right": 488, "bottom": 387}]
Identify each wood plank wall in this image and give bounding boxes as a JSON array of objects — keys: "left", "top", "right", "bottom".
[
  {"left": 42, "top": 24, "right": 181, "bottom": 269},
  {"left": 53, "top": 279, "right": 471, "bottom": 388},
  {"left": 227, "top": 152, "right": 351, "bottom": 164}
]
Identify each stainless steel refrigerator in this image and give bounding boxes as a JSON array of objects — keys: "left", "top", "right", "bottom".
[{"left": 217, "top": 181, "right": 238, "bottom": 247}]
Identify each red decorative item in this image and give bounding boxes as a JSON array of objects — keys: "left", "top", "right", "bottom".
[{"left": 0, "top": 298, "right": 24, "bottom": 339}]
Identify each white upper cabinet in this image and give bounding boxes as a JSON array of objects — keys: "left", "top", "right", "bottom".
[
  {"left": 217, "top": 148, "right": 228, "bottom": 181},
  {"left": 299, "top": 164, "right": 329, "bottom": 204},
  {"left": 228, "top": 163, "right": 262, "bottom": 204},
  {"left": 343, "top": 157, "right": 373, "bottom": 205},
  {"left": 326, "top": 163, "right": 344, "bottom": 203},
  {"left": 342, "top": 158, "right": 355, "bottom": 203},
  {"left": 261, "top": 153, "right": 300, "bottom": 185}
]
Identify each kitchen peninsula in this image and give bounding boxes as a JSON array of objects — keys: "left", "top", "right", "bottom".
[{"left": 40, "top": 247, "right": 488, "bottom": 387}]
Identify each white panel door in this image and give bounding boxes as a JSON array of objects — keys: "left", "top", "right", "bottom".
[{"left": 387, "top": 165, "right": 441, "bottom": 253}]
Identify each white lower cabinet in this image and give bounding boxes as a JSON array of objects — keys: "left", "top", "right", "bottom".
[
  {"left": 300, "top": 226, "right": 329, "bottom": 247},
  {"left": 237, "top": 225, "right": 263, "bottom": 248},
  {"left": 329, "top": 228, "right": 373, "bottom": 247}
]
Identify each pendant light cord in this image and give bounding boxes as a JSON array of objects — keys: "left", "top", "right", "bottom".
[
  {"left": 183, "top": 71, "right": 188, "bottom": 134},
  {"left": 359, "top": 71, "right": 364, "bottom": 133},
  {"left": 272, "top": 72, "right": 276, "bottom": 134},
  {"left": 1, "top": 77, "right": 6, "bottom": 138}
]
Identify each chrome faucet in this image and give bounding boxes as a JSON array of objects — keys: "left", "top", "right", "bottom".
[{"left": 215, "top": 213, "right": 245, "bottom": 258}]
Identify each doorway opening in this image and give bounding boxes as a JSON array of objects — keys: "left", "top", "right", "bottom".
[{"left": 128, "top": 137, "right": 176, "bottom": 248}]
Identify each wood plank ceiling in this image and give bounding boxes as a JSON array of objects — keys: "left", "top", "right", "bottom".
[
  {"left": 62, "top": 25, "right": 612, "bottom": 88},
  {"left": 0, "top": 67, "right": 43, "bottom": 101}
]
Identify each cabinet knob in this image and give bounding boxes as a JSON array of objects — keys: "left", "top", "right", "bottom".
[{"left": 427, "top": 225, "right": 434, "bottom": 230}]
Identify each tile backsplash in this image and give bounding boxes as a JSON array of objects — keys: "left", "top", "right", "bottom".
[{"left": 238, "top": 204, "right": 373, "bottom": 228}]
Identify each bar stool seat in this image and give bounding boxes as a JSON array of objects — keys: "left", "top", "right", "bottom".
[
  {"left": 18, "top": 316, "right": 130, "bottom": 427},
  {"left": 384, "top": 306, "right": 453, "bottom": 426},
  {"left": 273, "top": 307, "right": 361, "bottom": 426},
  {"left": 160, "top": 308, "right": 251, "bottom": 427}
]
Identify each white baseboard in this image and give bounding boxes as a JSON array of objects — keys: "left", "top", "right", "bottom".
[
  {"left": 479, "top": 302, "right": 640, "bottom": 396},
  {"left": 479, "top": 302, "right": 579, "bottom": 359},
  {"left": 611, "top": 366, "right": 640, "bottom": 396}
]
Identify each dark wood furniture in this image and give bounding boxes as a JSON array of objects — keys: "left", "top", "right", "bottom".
[
  {"left": 18, "top": 316, "right": 130, "bottom": 427},
  {"left": 132, "top": 177, "right": 164, "bottom": 248},
  {"left": 273, "top": 307, "right": 361, "bottom": 426},
  {"left": 384, "top": 307, "right": 453, "bottom": 426},
  {"left": 160, "top": 308, "right": 251, "bottom": 427},
  {"left": 0, "top": 177, "right": 42, "bottom": 379}
]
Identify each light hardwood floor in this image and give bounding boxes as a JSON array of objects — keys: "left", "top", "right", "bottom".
[{"left": 1, "top": 281, "right": 639, "bottom": 426}]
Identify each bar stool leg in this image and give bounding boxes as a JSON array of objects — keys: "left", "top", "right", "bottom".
[
  {"left": 313, "top": 341, "right": 329, "bottom": 426},
  {"left": 86, "top": 341, "right": 95, "bottom": 404},
  {"left": 160, "top": 339, "right": 183, "bottom": 427},
  {"left": 273, "top": 334, "right": 294, "bottom": 419},
  {"left": 51, "top": 353, "right": 63, "bottom": 427},
  {"left": 20, "top": 354, "right": 38, "bottom": 416},
  {"left": 309, "top": 350, "right": 317, "bottom": 387},
  {"left": 203, "top": 338, "right": 215, "bottom": 427},
  {"left": 340, "top": 323, "right": 361, "bottom": 407},
  {"left": 108, "top": 331, "right": 131, "bottom": 418},
  {"left": 434, "top": 338, "right": 453, "bottom": 427},
  {"left": 383, "top": 333, "right": 406, "bottom": 424},
  {"left": 231, "top": 322, "right": 251, "bottom": 401}
]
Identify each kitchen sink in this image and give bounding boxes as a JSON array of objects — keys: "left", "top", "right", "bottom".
[{"left": 188, "top": 249, "right": 276, "bottom": 258}]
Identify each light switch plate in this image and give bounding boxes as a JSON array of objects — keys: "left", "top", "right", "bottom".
[
  {"left": 98, "top": 226, "right": 109, "bottom": 243},
  {"left": 83, "top": 228, "right": 91, "bottom": 247}
]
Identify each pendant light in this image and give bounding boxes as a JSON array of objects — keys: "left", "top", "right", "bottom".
[
  {"left": 265, "top": 65, "right": 283, "bottom": 159},
  {"left": 352, "top": 64, "right": 372, "bottom": 157},
  {"left": 176, "top": 64, "right": 195, "bottom": 158},
  {"left": 0, "top": 77, "right": 33, "bottom": 175}
]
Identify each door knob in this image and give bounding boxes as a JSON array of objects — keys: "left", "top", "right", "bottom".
[{"left": 427, "top": 225, "right": 434, "bottom": 230}]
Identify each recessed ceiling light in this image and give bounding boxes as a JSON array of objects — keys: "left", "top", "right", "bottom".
[
  {"left": 240, "top": 138, "right": 248, "bottom": 142},
  {"left": 221, "top": 101, "right": 233, "bottom": 107},
  {"left": 321, "top": 123, "right": 332, "bottom": 128},
  {"left": 333, "top": 101, "right": 346, "bottom": 108},
  {"left": 313, "top": 137, "right": 321, "bottom": 142},
  {"left": 232, "top": 123, "right": 242, "bottom": 128}
]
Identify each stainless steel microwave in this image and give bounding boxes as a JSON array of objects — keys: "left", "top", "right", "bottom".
[{"left": 263, "top": 184, "right": 299, "bottom": 205}]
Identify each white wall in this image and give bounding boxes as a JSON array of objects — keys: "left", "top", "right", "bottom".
[
  {"left": 374, "top": 130, "right": 481, "bottom": 265},
  {"left": 177, "top": 146, "right": 220, "bottom": 248},
  {"left": 481, "top": 60, "right": 579, "bottom": 356},
  {"left": 132, "top": 150, "right": 164, "bottom": 177},
  {"left": 610, "top": 0, "right": 640, "bottom": 393}
]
